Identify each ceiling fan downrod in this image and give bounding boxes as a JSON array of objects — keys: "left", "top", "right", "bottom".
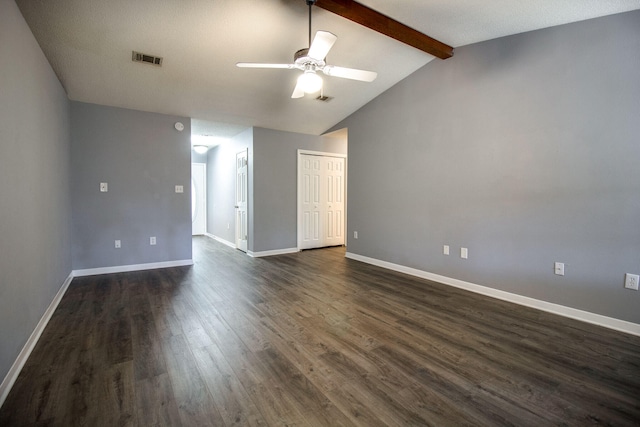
[{"left": 306, "top": 0, "right": 317, "bottom": 48}]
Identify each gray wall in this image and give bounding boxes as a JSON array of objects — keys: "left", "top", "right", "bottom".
[
  {"left": 71, "top": 102, "right": 192, "bottom": 269},
  {"left": 191, "top": 150, "right": 208, "bottom": 164},
  {"left": 0, "top": 0, "right": 72, "bottom": 385},
  {"left": 334, "top": 11, "right": 640, "bottom": 323},
  {"left": 252, "top": 127, "right": 347, "bottom": 252},
  {"left": 206, "top": 128, "right": 253, "bottom": 246}
]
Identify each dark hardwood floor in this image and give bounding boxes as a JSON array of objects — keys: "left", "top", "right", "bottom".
[{"left": 2, "top": 236, "right": 639, "bottom": 426}]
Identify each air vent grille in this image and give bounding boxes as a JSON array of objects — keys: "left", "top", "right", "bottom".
[
  {"left": 132, "top": 51, "right": 163, "bottom": 66},
  {"left": 316, "top": 95, "right": 333, "bottom": 102}
]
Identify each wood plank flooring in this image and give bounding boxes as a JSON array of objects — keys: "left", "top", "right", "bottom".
[{"left": 1, "top": 236, "right": 639, "bottom": 426}]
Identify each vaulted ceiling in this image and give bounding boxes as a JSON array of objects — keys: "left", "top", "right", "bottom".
[{"left": 16, "top": 0, "right": 640, "bottom": 137}]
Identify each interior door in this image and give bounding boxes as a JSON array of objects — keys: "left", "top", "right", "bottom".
[
  {"left": 235, "top": 149, "right": 248, "bottom": 252},
  {"left": 300, "top": 156, "right": 322, "bottom": 249},
  {"left": 324, "top": 157, "right": 345, "bottom": 247},
  {"left": 299, "top": 153, "right": 345, "bottom": 250},
  {"left": 191, "top": 163, "right": 206, "bottom": 235}
]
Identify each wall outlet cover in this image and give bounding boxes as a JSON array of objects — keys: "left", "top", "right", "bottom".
[
  {"left": 624, "top": 273, "right": 639, "bottom": 290},
  {"left": 443, "top": 245, "right": 450, "bottom": 255}
]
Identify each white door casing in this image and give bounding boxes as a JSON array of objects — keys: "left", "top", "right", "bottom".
[
  {"left": 298, "top": 151, "right": 346, "bottom": 250},
  {"left": 191, "top": 163, "right": 206, "bottom": 236},
  {"left": 235, "top": 149, "right": 248, "bottom": 252}
]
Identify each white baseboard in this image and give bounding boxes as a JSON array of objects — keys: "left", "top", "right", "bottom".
[
  {"left": 248, "top": 248, "right": 299, "bottom": 258},
  {"left": 72, "top": 259, "right": 193, "bottom": 277},
  {"left": 204, "top": 233, "right": 236, "bottom": 249},
  {"left": 202, "top": 234, "right": 298, "bottom": 258},
  {"left": 345, "top": 252, "right": 640, "bottom": 337},
  {"left": 0, "top": 273, "right": 73, "bottom": 408}
]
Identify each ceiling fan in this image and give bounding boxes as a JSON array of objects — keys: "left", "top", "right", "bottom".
[{"left": 236, "top": 0, "right": 377, "bottom": 98}]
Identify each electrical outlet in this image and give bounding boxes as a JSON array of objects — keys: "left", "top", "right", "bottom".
[
  {"left": 100, "top": 182, "right": 108, "bottom": 192},
  {"left": 460, "top": 247, "right": 468, "bottom": 259},
  {"left": 353, "top": 231, "right": 358, "bottom": 239},
  {"left": 625, "top": 273, "right": 639, "bottom": 290},
  {"left": 150, "top": 236, "right": 156, "bottom": 245},
  {"left": 443, "top": 245, "right": 449, "bottom": 255},
  {"left": 115, "top": 240, "right": 121, "bottom": 249},
  {"left": 554, "top": 262, "right": 565, "bottom": 276}
]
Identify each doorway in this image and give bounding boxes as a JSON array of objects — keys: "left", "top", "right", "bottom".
[
  {"left": 191, "top": 163, "right": 206, "bottom": 235},
  {"left": 298, "top": 151, "right": 346, "bottom": 250}
]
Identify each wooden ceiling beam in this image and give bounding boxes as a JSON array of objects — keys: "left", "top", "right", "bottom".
[{"left": 315, "top": 0, "right": 454, "bottom": 59}]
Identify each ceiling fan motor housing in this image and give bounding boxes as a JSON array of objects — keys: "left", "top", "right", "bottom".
[{"left": 294, "top": 48, "right": 325, "bottom": 71}]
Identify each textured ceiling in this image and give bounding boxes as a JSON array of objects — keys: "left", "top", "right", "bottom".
[{"left": 15, "top": 0, "right": 640, "bottom": 137}]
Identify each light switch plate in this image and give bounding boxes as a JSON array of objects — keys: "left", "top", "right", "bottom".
[
  {"left": 554, "top": 262, "right": 565, "bottom": 276},
  {"left": 150, "top": 236, "right": 156, "bottom": 246},
  {"left": 443, "top": 245, "right": 449, "bottom": 255},
  {"left": 461, "top": 247, "right": 468, "bottom": 259},
  {"left": 100, "top": 182, "right": 108, "bottom": 192},
  {"left": 175, "top": 185, "right": 184, "bottom": 193}
]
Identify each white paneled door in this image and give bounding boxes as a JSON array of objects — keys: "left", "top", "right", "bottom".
[
  {"left": 235, "top": 149, "right": 248, "bottom": 252},
  {"left": 299, "top": 153, "right": 345, "bottom": 250}
]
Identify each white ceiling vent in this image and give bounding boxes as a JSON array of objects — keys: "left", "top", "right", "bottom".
[{"left": 132, "top": 51, "right": 163, "bottom": 66}]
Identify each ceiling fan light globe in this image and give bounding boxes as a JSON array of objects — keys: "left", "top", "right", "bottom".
[{"left": 298, "top": 71, "right": 323, "bottom": 93}]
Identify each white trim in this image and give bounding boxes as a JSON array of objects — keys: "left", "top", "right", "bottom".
[
  {"left": 0, "top": 273, "right": 74, "bottom": 408},
  {"left": 345, "top": 252, "right": 640, "bottom": 337},
  {"left": 248, "top": 248, "right": 299, "bottom": 258},
  {"left": 204, "top": 233, "right": 236, "bottom": 249},
  {"left": 72, "top": 259, "right": 193, "bottom": 277},
  {"left": 297, "top": 149, "right": 348, "bottom": 158}
]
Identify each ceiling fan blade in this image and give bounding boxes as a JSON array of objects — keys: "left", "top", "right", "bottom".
[
  {"left": 322, "top": 65, "right": 377, "bottom": 82},
  {"left": 291, "top": 81, "right": 305, "bottom": 98},
  {"left": 308, "top": 31, "right": 337, "bottom": 61},
  {"left": 236, "top": 63, "right": 295, "bottom": 69}
]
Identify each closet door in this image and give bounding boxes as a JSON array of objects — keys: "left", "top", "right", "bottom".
[
  {"left": 299, "top": 154, "right": 345, "bottom": 250},
  {"left": 300, "top": 155, "right": 322, "bottom": 249},
  {"left": 324, "top": 157, "right": 344, "bottom": 247}
]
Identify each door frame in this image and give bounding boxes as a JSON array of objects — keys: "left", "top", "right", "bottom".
[{"left": 297, "top": 149, "right": 347, "bottom": 251}]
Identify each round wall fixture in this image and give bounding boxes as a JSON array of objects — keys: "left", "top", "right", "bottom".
[{"left": 174, "top": 122, "right": 185, "bottom": 132}]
